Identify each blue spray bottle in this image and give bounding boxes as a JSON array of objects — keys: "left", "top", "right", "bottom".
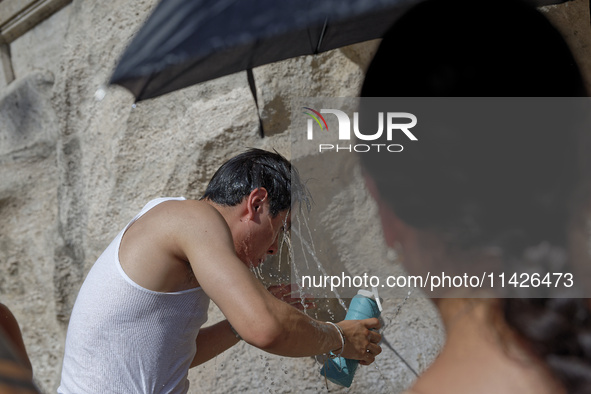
[{"left": 320, "top": 288, "right": 382, "bottom": 387}]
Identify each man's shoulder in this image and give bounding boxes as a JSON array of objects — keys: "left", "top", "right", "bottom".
[
  {"left": 155, "top": 198, "right": 222, "bottom": 219},
  {"left": 119, "top": 198, "right": 233, "bottom": 291},
  {"left": 145, "top": 198, "right": 229, "bottom": 235}
]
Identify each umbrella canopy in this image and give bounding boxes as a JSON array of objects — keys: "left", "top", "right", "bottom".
[
  {"left": 110, "top": 0, "right": 570, "bottom": 102},
  {"left": 110, "top": 0, "right": 417, "bottom": 101}
]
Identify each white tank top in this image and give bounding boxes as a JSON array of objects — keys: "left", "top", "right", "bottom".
[{"left": 59, "top": 197, "right": 210, "bottom": 394}]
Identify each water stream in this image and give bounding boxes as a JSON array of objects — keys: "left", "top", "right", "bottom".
[{"left": 212, "top": 209, "right": 419, "bottom": 392}]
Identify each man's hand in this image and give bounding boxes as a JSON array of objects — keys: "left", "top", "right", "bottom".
[
  {"left": 337, "top": 318, "right": 382, "bottom": 365},
  {"left": 267, "top": 283, "right": 315, "bottom": 311}
]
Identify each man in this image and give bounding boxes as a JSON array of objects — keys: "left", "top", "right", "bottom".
[{"left": 59, "top": 148, "right": 381, "bottom": 393}]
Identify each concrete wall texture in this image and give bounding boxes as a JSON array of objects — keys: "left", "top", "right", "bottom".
[{"left": 0, "top": 0, "right": 589, "bottom": 392}]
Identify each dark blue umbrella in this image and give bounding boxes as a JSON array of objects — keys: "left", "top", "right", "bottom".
[{"left": 109, "top": 0, "right": 570, "bottom": 101}]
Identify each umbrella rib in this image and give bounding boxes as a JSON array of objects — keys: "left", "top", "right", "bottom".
[
  {"left": 135, "top": 73, "right": 154, "bottom": 102},
  {"left": 315, "top": 18, "right": 329, "bottom": 54},
  {"left": 247, "top": 68, "right": 265, "bottom": 138}
]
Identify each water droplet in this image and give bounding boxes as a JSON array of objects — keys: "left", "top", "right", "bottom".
[{"left": 94, "top": 86, "right": 106, "bottom": 101}]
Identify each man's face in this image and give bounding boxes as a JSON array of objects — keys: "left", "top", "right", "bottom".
[{"left": 237, "top": 205, "right": 291, "bottom": 268}]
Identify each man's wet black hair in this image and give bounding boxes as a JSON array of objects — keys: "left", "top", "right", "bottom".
[{"left": 201, "top": 148, "right": 310, "bottom": 217}]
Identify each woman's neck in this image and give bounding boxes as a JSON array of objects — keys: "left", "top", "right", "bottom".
[{"left": 408, "top": 298, "right": 564, "bottom": 394}]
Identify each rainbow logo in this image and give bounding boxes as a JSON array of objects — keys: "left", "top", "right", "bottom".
[{"left": 303, "top": 107, "right": 328, "bottom": 131}]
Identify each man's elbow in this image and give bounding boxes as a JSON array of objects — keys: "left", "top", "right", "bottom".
[{"left": 242, "top": 319, "right": 284, "bottom": 351}]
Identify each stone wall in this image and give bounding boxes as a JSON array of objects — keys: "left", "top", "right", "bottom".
[{"left": 0, "top": 0, "right": 588, "bottom": 392}]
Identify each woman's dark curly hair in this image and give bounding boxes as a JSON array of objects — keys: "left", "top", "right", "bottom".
[{"left": 360, "top": 0, "right": 591, "bottom": 392}]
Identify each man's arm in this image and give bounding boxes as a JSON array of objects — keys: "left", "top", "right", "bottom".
[
  {"left": 173, "top": 201, "right": 380, "bottom": 362},
  {"left": 191, "top": 285, "right": 314, "bottom": 367},
  {"left": 191, "top": 320, "right": 240, "bottom": 367}
]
